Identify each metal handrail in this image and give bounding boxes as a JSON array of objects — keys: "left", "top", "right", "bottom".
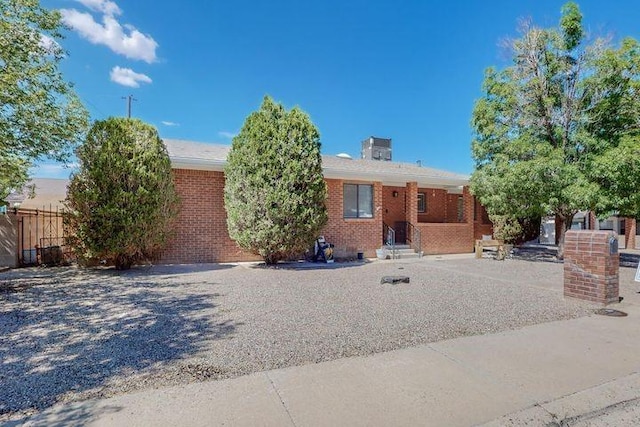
[
  {"left": 406, "top": 221, "right": 422, "bottom": 257},
  {"left": 382, "top": 222, "right": 396, "bottom": 259}
]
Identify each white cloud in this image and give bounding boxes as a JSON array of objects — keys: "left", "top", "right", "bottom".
[
  {"left": 110, "top": 66, "right": 152, "bottom": 87},
  {"left": 39, "top": 34, "right": 61, "bottom": 55},
  {"left": 75, "top": 0, "right": 121, "bottom": 16},
  {"left": 218, "top": 131, "right": 238, "bottom": 139},
  {"left": 161, "top": 121, "right": 180, "bottom": 127},
  {"left": 61, "top": 9, "right": 158, "bottom": 63}
]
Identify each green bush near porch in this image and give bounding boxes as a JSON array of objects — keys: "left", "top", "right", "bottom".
[{"left": 224, "top": 96, "right": 328, "bottom": 264}]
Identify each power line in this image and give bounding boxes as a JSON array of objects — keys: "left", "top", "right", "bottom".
[{"left": 122, "top": 95, "right": 137, "bottom": 118}]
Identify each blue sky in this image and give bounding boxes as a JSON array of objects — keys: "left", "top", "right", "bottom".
[{"left": 35, "top": 0, "right": 640, "bottom": 178}]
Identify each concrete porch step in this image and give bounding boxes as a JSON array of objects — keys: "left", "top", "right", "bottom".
[
  {"left": 394, "top": 252, "right": 421, "bottom": 259},
  {"left": 391, "top": 249, "right": 418, "bottom": 255},
  {"left": 383, "top": 245, "right": 421, "bottom": 259},
  {"left": 387, "top": 244, "right": 411, "bottom": 250}
]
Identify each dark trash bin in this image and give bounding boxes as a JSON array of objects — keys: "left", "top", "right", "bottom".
[{"left": 40, "top": 246, "right": 63, "bottom": 265}]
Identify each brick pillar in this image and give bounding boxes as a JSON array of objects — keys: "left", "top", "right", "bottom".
[
  {"left": 463, "top": 186, "right": 473, "bottom": 224},
  {"left": 564, "top": 230, "right": 619, "bottom": 305},
  {"left": 405, "top": 182, "right": 418, "bottom": 225},
  {"left": 374, "top": 181, "right": 383, "bottom": 225},
  {"left": 625, "top": 217, "right": 636, "bottom": 250},
  {"left": 463, "top": 186, "right": 475, "bottom": 252}
]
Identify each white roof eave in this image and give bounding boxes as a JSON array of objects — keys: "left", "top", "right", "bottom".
[
  {"left": 171, "top": 157, "right": 226, "bottom": 171},
  {"left": 322, "top": 167, "right": 469, "bottom": 188},
  {"left": 169, "top": 157, "right": 469, "bottom": 188}
]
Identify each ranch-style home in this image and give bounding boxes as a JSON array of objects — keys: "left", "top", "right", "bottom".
[{"left": 161, "top": 138, "right": 494, "bottom": 264}]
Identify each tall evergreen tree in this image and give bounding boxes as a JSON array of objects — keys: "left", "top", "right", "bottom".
[
  {"left": 225, "top": 96, "right": 328, "bottom": 264},
  {"left": 65, "top": 118, "right": 179, "bottom": 270}
]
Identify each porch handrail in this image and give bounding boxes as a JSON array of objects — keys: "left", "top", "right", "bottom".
[
  {"left": 406, "top": 221, "right": 422, "bottom": 257},
  {"left": 382, "top": 222, "right": 396, "bottom": 259}
]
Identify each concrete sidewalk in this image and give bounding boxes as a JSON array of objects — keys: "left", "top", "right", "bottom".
[{"left": 16, "top": 296, "right": 640, "bottom": 427}]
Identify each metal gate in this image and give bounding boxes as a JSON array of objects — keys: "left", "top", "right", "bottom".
[{"left": 15, "top": 205, "right": 70, "bottom": 266}]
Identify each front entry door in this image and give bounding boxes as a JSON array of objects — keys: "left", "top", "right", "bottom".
[{"left": 394, "top": 221, "right": 407, "bottom": 244}]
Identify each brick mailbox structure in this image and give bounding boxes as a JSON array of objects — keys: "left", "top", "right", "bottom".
[{"left": 564, "top": 230, "right": 619, "bottom": 305}]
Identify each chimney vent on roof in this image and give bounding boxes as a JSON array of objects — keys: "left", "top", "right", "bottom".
[{"left": 416, "top": 160, "right": 422, "bottom": 167}]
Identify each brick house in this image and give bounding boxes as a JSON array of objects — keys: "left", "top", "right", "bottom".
[{"left": 161, "top": 139, "right": 493, "bottom": 263}]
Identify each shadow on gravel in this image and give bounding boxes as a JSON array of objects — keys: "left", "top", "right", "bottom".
[
  {"left": 0, "top": 267, "right": 235, "bottom": 421},
  {"left": 252, "top": 260, "right": 370, "bottom": 270},
  {"left": 510, "top": 246, "right": 561, "bottom": 263},
  {"left": 3, "top": 402, "right": 123, "bottom": 427},
  {"left": 114, "top": 263, "right": 236, "bottom": 277}
]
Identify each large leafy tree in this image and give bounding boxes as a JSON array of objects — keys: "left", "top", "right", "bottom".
[
  {"left": 470, "top": 2, "right": 640, "bottom": 257},
  {"left": 65, "top": 118, "right": 179, "bottom": 270},
  {"left": 225, "top": 96, "right": 328, "bottom": 264},
  {"left": 1, "top": 0, "right": 88, "bottom": 201}
]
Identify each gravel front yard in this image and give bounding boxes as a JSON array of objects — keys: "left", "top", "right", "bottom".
[{"left": 0, "top": 257, "right": 608, "bottom": 421}]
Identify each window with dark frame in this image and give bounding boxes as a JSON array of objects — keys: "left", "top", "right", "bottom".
[
  {"left": 417, "top": 192, "right": 426, "bottom": 213},
  {"left": 343, "top": 184, "right": 373, "bottom": 218},
  {"left": 457, "top": 196, "right": 464, "bottom": 222}
]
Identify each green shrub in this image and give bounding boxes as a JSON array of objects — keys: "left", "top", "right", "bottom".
[
  {"left": 224, "top": 96, "right": 328, "bottom": 264},
  {"left": 65, "top": 118, "right": 179, "bottom": 269}
]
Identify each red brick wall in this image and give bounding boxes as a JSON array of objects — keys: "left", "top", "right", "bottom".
[
  {"left": 161, "top": 169, "right": 260, "bottom": 264},
  {"left": 405, "top": 182, "right": 418, "bottom": 225},
  {"left": 418, "top": 223, "right": 474, "bottom": 254},
  {"left": 322, "top": 179, "right": 382, "bottom": 258},
  {"left": 415, "top": 187, "right": 476, "bottom": 254},
  {"left": 163, "top": 171, "right": 484, "bottom": 263},
  {"left": 417, "top": 188, "right": 447, "bottom": 223},
  {"left": 382, "top": 186, "right": 406, "bottom": 229},
  {"left": 446, "top": 194, "right": 462, "bottom": 223},
  {"left": 463, "top": 186, "right": 473, "bottom": 225},
  {"left": 564, "top": 230, "right": 619, "bottom": 305}
]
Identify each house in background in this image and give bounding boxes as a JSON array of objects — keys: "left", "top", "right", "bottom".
[
  {"left": 541, "top": 213, "right": 640, "bottom": 250},
  {"left": 161, "top": 138, "right": 493, "bottom": 264},
  {"left": 5, "top": 178, "right": 69, "bottom": 211}
]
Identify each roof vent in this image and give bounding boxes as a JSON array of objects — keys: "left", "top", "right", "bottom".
[{"left": 336, "top": 153, "right": 352, "bottom": 159}]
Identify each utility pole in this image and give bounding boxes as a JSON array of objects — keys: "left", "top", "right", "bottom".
[{"left": 122, "top": 95, "right": 137, "bottom": 118}]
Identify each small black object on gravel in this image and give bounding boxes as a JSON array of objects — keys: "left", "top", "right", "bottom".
[
  {"left": 595, "top": 308, "right": 628, "bottom": 317},
  {"left": 380, "top": 276, "right": 410, "bottom": 284}
]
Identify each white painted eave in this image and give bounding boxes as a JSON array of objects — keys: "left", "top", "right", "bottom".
[
  {"left": 170, "top": 157, "right": 469, "bottom": 189},
  {"left": 171, "top": 157, "right": 225, "bottom": 172},
  {"left": 322, "top": 167, "right": 469, "bottom": 188}
]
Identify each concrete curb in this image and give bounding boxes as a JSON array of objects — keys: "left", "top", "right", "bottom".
[{"left": 480, "top": 372, "right": 640, "bottom": 426}]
